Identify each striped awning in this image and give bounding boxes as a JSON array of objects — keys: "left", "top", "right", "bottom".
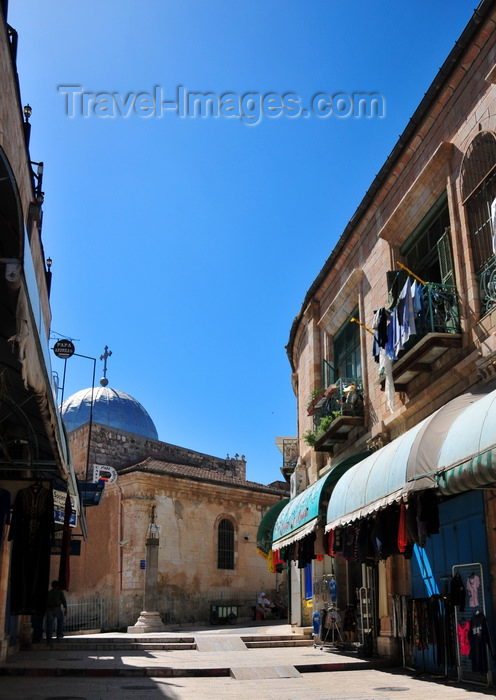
[
  {"left": 326, "top": 391, "right": 485, "bottom": 531},
  {"left": 436, "top": 390, "right": 496, "bottom": 495}
]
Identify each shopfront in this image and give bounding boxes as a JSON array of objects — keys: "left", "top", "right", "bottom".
[{"left": 323, "top": 388, "right": 496, "bottom": 678}]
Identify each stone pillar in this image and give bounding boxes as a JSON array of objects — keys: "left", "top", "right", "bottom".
[{"left": 127, "top": 520, "right": 165, "bottom": 634}]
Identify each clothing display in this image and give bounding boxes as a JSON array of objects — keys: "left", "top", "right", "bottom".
[
  {"left": 8, "top": 484, "right": 55, "bottom": 615},
  {"left": 407, "top": 595, "right": 457, "bottom": 667},
  {"left": 450, "top": 573, "right": 466, "bottom": 611},
  {"left": 397, "top": 502, "right": 408, "bottom": 553},
  {"left": 58, "top": 492, "right": 72, "bottom": 591},
  {"left": 391, "top": 595, "right": 408, "bottom": 639},
  {"left": 466, "top": 573, "right": 480, "bottom": 608},
  {"left": 0, "top": 487, "right": 11, "bottom": 547},
  {"left": 468, "top": 611, "right": 494, "bottom": 673},
  {"left": 457, "top": 620, "right": 471, "bottom": 656}
]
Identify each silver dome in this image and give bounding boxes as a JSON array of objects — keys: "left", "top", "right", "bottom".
[{"left": 61, "top": 386, "right": 158, "bottom": 440}]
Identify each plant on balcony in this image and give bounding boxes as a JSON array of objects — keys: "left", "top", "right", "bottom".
[
  {"left": 302, "top": 429, "right": 318, "bottom": 447},
  {"left": 302, "top": 411, "right": 341, "bottom": 446},
  {"left": 306, "top": 387, "right": 325, "bottom": 408}
]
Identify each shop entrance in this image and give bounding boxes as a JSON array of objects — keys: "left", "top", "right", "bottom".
[{"left": 410, "top": 490, "right": 493, "bottom": 675}]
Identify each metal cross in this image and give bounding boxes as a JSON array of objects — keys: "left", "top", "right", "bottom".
[{"left": 100, "top": 345, "right": 112, "bottom": 379}]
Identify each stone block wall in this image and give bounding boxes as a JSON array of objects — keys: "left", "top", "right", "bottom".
[{"left": 68, "top": 423, "right": 247, "bottom": 480}]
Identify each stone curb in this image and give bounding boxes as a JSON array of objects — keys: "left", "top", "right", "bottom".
[{"left": 0, "top": 658, "right": 393, "bottom": 678}]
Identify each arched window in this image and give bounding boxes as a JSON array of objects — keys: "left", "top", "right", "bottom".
[
  {"left": 461, "top": 131, "right": 496, "bottom": 314},
  {"left": 217, "top": 518, "right": 234, "bottom": 570}
]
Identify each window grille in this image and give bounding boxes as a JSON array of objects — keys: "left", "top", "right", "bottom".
[{"left": 217, "top": 518, "right": 234, "bottom": 570}]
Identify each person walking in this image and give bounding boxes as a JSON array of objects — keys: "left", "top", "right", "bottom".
[{"left": 45, "top": 580, "right": 67, "bottom": 647}]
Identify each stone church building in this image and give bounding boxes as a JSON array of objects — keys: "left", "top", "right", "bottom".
[{"left": 55, "top": 376, "right": 288, "bottom": 629}]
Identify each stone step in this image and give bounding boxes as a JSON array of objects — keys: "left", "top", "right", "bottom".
[
  {"left": 241, "top": 634, "right": 309, "bottom": 643},
  {"left": 47, "top": 640, "right": 196, "bottom": 651},
  {"left": 244, "top": 639, "right": 314, "bottom": 649}
]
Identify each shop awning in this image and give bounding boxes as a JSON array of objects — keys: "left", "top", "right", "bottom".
[
  {"left": 273, "top": 452, "right": 369, "bottom": 548},
  {"left": 256, "top": 498, "right": 289, "bottom": 557},
  {"left": 436, "top": 390, "right": 496, "bottom": 495},
  {"left": 326, "top": 391, "right": 485, "bottom": 531}
]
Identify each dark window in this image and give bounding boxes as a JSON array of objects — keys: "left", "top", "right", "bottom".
[
  {"left": 333, "top": 308, "right": 361, "bottom": 380},
  {"left": 217, "top": 518, "right": 234, "bottom": 570},
  {"left": 401, "top": 194, "right": 453, "bottom": 285},
  {"left": 461, "top": 131, "right": 496, "bottom": 272}
]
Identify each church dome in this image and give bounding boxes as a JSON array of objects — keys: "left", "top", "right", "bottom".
[{"left": 61, "top": 386, "right": 159, "bottom": 440}]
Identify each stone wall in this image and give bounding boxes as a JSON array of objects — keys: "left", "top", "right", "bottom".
[
  {"left": 60, "top": 471, "right": 286, "bottom": 628},
  {"left": 68, "top": 423, "right": 247, "bottom": 480}
]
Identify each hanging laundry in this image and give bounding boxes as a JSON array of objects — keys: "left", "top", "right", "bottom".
[
  {"left": 397, "top": 277, "right": 417, "bottom": 353},
  {"left": 372, "top": 307, "right": 389, "bottom": 361},
  {"left": 379, "top": 348, "right": 395, "bottom": 412},
  {"left": 411, "top": 278, "right": 425, "bottom": 328}
]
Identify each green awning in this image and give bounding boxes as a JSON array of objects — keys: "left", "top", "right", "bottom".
[
  {"left": 272, "top": 451, "right": 370, "bottom": 549},
  {"left": 436, "top": 390, "right": 496, "bottom": 495},
  {"left": 256, "top": 498, "right": 289, "bottom": 556}
]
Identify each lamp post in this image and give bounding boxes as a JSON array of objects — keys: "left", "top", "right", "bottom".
[{"left": 128, "top": 505, "right": 166, "bottom": 633}]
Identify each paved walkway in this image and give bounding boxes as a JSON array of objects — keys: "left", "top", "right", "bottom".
[{"left": 1, "top": 621, "right": 494, "bottom": 699}]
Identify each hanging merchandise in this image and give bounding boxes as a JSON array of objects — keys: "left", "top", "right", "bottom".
[
  {"left": 0, "top": 487, "right": 11, "bottom": 547},
  {"left": 469, "top": 611, "right": 494, "bottom": 674},
  {"left": 8, "top": 483, "right": 55, "bottom": 615},
  {"left": 58, "top": 492, "right": 72, "bottom": 591},
  {"left": 267, "top": 549, "right": 275, "bottom": 573},
  {"left": 452, "top": 562, "right": 492, "bottom": 685},
  {"left": 329, "top": 576, "right": 337, "bottom": 603},
  {"left": 466, "top": 572, "right": 481, "bottom": 608},
  {"left": 450, "top": 572, "right": 466, "bottom": 611},
  {"left": 457, "top": 619, "right": 471, "bottom": 656}
]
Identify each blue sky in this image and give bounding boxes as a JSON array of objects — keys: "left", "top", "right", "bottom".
[{"left": 9, "top": 1, "right": 477, "bottom": 485}]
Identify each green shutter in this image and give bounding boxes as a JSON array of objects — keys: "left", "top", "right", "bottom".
[{"left": 437, "top": 229, "right": 455, "bottom": 286}]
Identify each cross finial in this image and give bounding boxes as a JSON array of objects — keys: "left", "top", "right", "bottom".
[{"left": 99, "top": 345, "right": 112, "bottom": 387}]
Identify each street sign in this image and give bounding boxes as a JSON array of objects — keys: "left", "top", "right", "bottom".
[{"left": 53, "top": 339, "right": 75, "bottom": 359}]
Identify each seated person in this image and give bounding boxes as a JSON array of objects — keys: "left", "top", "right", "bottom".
[{"left": 256, "top": 592, "right": 276, "bottom": 619}]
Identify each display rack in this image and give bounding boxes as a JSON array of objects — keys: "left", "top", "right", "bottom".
[{"left": 452, "top": 562, "right": 492, "bottom": 687}]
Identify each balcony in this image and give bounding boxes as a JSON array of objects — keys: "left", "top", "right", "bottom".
[
  {"left": 478, "top": 254, "right": 496, "bottom": 317},
  {"left": 307, "top": 378, "right": 364, "bottom": 451},
  {"left": 380, "top": 282, "right": 462, "bottom": 391}
]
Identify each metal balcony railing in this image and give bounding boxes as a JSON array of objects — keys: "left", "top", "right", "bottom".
[
  {"left": 477, "top": 254, "right": 496, "bottom": 317},
  {"left": 421, "top": 282, "right": 460, "bottom": 335},
  {"left": 312, "top": 377, "right": 364, "bottom": 432}
]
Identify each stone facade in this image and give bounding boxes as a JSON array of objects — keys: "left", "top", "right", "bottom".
[
  {"left": 0, "top": 9, "right": 80, "bottom": 662},
  {"left": 59, "top": 421, "right": 288, "bottom": 628},
  {"left": 285, "top": 2, "right": 496, "bottom": 666},
  {"left": 68, "top": 422, "right": 247, "bottom": 480}
]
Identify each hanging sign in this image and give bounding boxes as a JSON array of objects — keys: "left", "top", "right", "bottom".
[
  {"left": 53, "top": 489, "right": 77, "bottom": 527},
  {"left": 53, "top": 339, "right": 75, "bottom": 359}
]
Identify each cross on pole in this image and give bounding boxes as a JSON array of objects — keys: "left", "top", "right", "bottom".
[{"left": 100, "top": 345, "right": 112, "bottom": 383}]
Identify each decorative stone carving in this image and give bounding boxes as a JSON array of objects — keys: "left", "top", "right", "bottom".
[{"left": 366, "top": 432, "right": 389, "bottom": 452}]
